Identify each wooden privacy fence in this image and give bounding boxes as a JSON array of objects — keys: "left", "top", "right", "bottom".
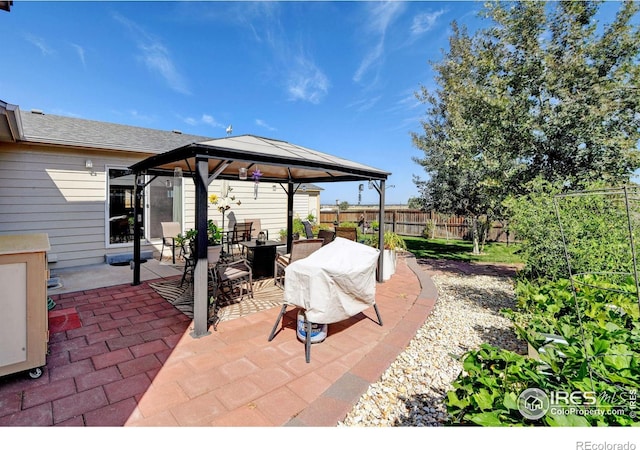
[{"left": 318, "top": 209, "right": 511, "bottom": 242}]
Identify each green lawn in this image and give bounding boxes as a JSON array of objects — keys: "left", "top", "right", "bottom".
[{"left": 403, "top": 236, "right": 523, "bottom": 265}]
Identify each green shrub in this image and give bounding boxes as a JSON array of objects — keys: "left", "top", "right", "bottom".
[
  {"left": 422, "top": 220, "right": 434, "bottom": 239},
  {"left": 447, "top": 183, "right": 640, "bottom": 426},
  {"left": 447, "top": 276, "right": 640, "bottom": 426},
  {"left": 505, "top": 180, "right": 633, "bottom": 281},
  {"left": 503, "top": 180, "right": 566, "bottom": 280}
]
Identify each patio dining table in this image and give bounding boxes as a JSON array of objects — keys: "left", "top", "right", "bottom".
[{"left": 240, "top": 239, "right": 283, "bottom": 278}]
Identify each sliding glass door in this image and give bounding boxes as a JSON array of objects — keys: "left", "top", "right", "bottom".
[{"left": 107, "top": 168, "right": 183, "bottom": 246}]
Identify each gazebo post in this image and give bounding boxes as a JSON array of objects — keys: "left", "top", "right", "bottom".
[
  {"left": 377, "top": 180, "right": 386, "bottom": 282},
  {"left": 132, "top": 172, "right": 144, "bottom": 286},
  {"left": 191, "top": 157, "right": 211, "bottom": 338},
  {"left": 286, "top": 181, "right": 294, "bottom": 253}
]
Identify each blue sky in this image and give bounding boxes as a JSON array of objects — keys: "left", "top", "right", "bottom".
[
  {"left": 0, "top": 1, "right": 630, "bottom": 206},
  {"left": 1, "top": 0, "right": 490, "bottom": 205}
]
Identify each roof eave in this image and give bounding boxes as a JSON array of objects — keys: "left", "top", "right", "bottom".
[{"left": 0, "top": 101, "right": 23, "bottom": 142}]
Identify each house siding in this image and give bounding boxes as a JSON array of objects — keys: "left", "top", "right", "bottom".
[
  {"left": 190, "top": 180, "right": 291, "bottom": 240},
  {"left": 0, "top": 144, "right": 156, "bottom": 268},
  {"left": 1, "top": 144, "right": 316, "bottom": 268}
]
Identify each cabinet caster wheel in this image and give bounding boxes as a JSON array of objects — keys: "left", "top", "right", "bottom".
[{"left": 28, "top": 367, "right": 43, "bottom": 379}]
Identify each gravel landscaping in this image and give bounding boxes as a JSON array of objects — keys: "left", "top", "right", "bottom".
[{"left": 339, "top": 260, "right": 527, "bottom": 426}]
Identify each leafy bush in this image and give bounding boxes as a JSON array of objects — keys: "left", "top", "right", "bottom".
[
  {"left": 293, "top": 217, "right": 305, "bottom": 236},
  {"left": 180, "top": 219, "right": 222, "bottom": 249},
  {"left": 369, "top": 231, "right": 407, "bottom": 251},
  {"left": 447, "top": 276, "right": 640, "bottom": 426},
  {"left": 503, "top": 180, "right": 566, "bottom": 280},
  {"left": 447, "top": 184, "right": 640, "bottom": 426},
  {"left": 446, "top": 345, "right": 562, "bottom": 426},
  {"left": 505, "top": 180, "right": 635, "bottom": 281},
  {"left": 422, "top": 220, "right": 435, "bottom": 239}
]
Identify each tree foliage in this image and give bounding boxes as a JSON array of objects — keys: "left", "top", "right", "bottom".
[
  {"left": 407, "top": 195, "right": 425, "bottom": 210},
  {"left": 412, "top": 1, "right": 640, "bottom": 253}
]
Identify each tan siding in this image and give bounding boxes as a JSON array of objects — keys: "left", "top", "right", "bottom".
[
  {"left": 0, "top": 145, "right": 144, "bottom": 268},
  {"left": 0, "top": 144, "right": 317, "bottom": 268},
  {"left": 177, "top": 180, "right": 289, "bottom": 239},
  {"left": 293, "top": 194, "right": 309, "bottom": 220}
]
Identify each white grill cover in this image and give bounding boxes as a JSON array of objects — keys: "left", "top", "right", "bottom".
[{"left": 284, "top": 237, "right": 380, "bottom": 324}]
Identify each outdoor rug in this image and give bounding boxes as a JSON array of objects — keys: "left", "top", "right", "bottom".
[{"left": 149, "top": 278, "right": 284, "bottom": 328}]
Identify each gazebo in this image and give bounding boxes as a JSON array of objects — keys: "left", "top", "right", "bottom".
[{"left": 129, "top": 134, "right": 391, "bottom": 338}]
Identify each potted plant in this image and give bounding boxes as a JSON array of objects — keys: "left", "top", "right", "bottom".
[
  {"left": 207, "top": 220, "right": 222, "bottom": 246},
  {"left": 182, "top": 220, "right": 223, "bottom": 257},
  {"left": 371, "top": 231, "right": 406, "bottom": 281}
]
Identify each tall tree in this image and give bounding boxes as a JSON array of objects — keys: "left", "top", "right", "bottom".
[{"left": 412, "top": 0, "right": 640, "bottom": 253}]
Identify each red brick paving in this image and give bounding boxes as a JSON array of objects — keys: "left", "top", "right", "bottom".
[{"left": 0, "top": 253, "right": 437, "bottom": 427}]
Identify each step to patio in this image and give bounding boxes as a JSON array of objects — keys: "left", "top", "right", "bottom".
[{"left": 105, "top": 251, "right": 153, "bottom": 265}]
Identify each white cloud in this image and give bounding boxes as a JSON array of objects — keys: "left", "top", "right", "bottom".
[
  {"left": 411, "top": 10, "right": 446, "bottom": 36},
  {"left": 352, "top": 1, "right": 405, "bottom": 85},
  {"left": 237, "top": 4, "right": 330, "bottom": 104},
  {"left": 128, "top": 109, "right": 155, "bottom": 123},
  {"left": 183, "top": 114, "right": 225, "bottom": 129},
  {"left": 71, "top": 43, "right": 86, "bottom": 68},
  {"left": 24, "top": 34, "right": 54, "bottom": 56},
  {"left": 353, "top": 41, "right": 384, "bottom": 84},
  {"left": 286, "top": 56, "right": 330, "bottom": 104},
  {"left": 113, "top": 13, "right": 191, "bottom": 95},
  {"left": 255, "top": 119, "right": 276, "bottom": 131},
  {"left": 347, "top": 95, "right": 382, "bottom": 113}
]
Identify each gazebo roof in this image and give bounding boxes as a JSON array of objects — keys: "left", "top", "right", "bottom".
[{"left": 129, "top": 134, "right": 389, "bottom": 184}]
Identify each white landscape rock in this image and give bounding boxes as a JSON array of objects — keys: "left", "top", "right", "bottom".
[{"left": 339, "top": 270, "right": 526, "bottom": 427}]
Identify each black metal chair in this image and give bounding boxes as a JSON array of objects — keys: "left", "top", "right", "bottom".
[
  {"left": 317, "top": 229, "right": 335, "bottom": 246},
  {"left": 180, "top": 240, "right": 197, "bottom": 287},
  {"left": 245, "top": 218, "right": 268, "bottom": 240},
  {"left": 216, "top": 257, "right": 253, "bottom": 302},
  {"left": 301, "top": 220, "right": 314, "bottom": 239},
  {"left": 229, "top": 222, "right": 253, "bottom": 256},
  {"left": 335, "top": 226, "right": 358, "bottom": 241},
  {"left": 273, "top": 239, "right": 324, "bottom": 288}
]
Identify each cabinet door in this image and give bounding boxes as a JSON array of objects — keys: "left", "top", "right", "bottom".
[{"left": 0, "top": 262, "right": 27, "bottom": 366}]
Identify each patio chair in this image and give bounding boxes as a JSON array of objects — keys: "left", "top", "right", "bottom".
[
  {"left": 161, "top": 222, "right": 182, "bottom": 264},
  {"left": 207, "top": 245, "right": 223, "bottom": 289},
  {"left": 317, "top": 229, "right": 335, "bottom": 246},
  {"left": 110, "top": 216, "right": 131, "bottom": 243},
  {"left": 274, "top": 238, "right": 324, "bottom": 289},
  {"left": 216, "top": 257, "right": 254, "bottom": 303},
  {"left": 245, "top": 218, "right": 268, "bottom": 240},
  {"left": 179, "top": 239, "right": 197, "bottom": 287},
  {"left": 302, "top": 220, "right": 314, "bottom": 239},
  {"left": 268, "top": 237, "right": 382, "bottom": 363},
  {"left": 335, "top": 226, "right": 357, "bottom": 241},
  {"left": 229, "top": 221, "right": 253, "bottom": 257}
]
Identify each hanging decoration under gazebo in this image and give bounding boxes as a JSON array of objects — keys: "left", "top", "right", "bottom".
[{"left": 252, "top": 167, "right": 262, "bottom": 199}]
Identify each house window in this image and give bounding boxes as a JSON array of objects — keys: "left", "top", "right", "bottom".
[{"left": 107, "top": 168, "right": 182, "bottom": 245}]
